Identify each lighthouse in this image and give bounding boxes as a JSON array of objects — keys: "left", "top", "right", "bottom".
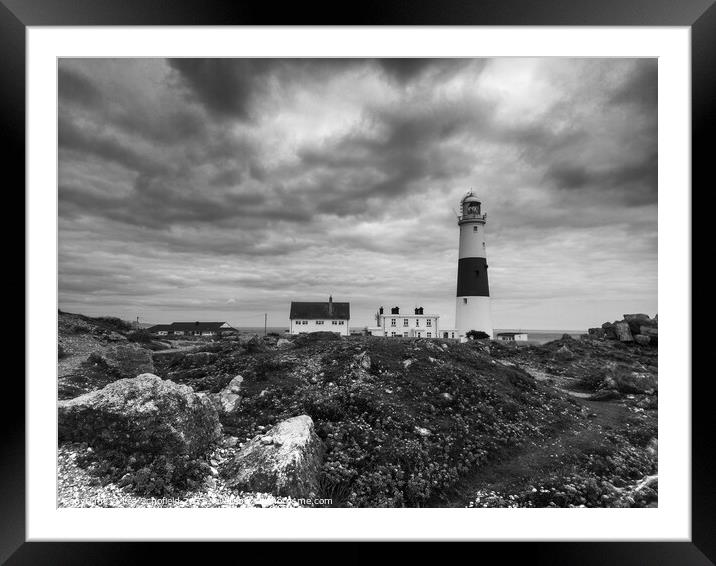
[{"left": 455, "top": 192, "right": 493, "bottom": 338}]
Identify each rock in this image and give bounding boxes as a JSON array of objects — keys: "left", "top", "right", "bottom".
[
  {"left": 588, "top": 327, "right": 606, "bottom": 338},
  {"left": 623, "top": 313, "right": 652, "bottom": 335},
  {"left": 224, "top": 436, "right": 239, "bottom": 448},
  {"left": 415, "top": 426, "right": 432, "bottom": 437},
  {"left": 57, "top": 373, "right": 221, "bottom": 458},
  {"left": 612, "top": 371, "right": 658, "bottom": 394},
  {"left": 640, "top": 326, "right": 658, "bottom": 345},
  {"left": 613, "top": 321, "right": 634, "bottom": 342},
  {"left": 355, "top": 352, "right": 372, "bottom": 370},
  {"left": 634, "top": 334, "right": 651, "bottom": 346},
  {"left": 403, "top": 359, "right": 414, "bottom": 369},
  {"left": 555, "top": 345, "right": 575, "bottom": 360},
  {"left": 214, "top": 375, "right": 243, "bottom": 414},
  {"left": 222, "top": 415, "right": 323, "bottom": 498},
  {"left": 441, "top": 392, "right": 454, "bottom": 402},
  {"left": 623, "top": 313, "right": 651, "bottom": 323},
  {"left": 561, "top": 334, "right": 574, "bottom": 340},
  {"left": 276, "top": 338, "right": 294, "bottom": 349}
]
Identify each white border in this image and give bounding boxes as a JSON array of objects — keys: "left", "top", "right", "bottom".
[{"left": 27, "top": 26, "right": 691, "bottom": 541}]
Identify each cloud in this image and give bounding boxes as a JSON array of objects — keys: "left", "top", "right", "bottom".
[{"left": 58, "top": 57, "right": 658, "bottom": 329}]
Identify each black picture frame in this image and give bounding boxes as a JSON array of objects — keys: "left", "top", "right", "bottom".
[{"left": 7, "top": 0, "right": 708, "bottom": 562}]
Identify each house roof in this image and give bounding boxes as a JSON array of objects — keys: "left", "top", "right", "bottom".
[
  {"left": 497, "top": 332, "right": 527, "bottom": 337},
  {"left": 148, "top": 322, "right": 232, "bottom": 332},
  {"left": 290, "top": 301, "right": 350, "bottom": 320},
  {"left": 147, "top": 324, "right": 173, "bottom": 332}
]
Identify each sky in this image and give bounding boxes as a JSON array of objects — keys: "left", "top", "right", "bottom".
[{"left": 58, "top": 58, "right": 657, "bottom": 330}]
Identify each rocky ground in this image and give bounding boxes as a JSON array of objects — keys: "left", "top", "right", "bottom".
[{"left": 56, "top": 311, "right": 658, "bottom": 508}]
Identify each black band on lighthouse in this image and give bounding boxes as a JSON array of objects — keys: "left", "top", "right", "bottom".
[{"left": 456, "top": 257, "right": 490, "bottom": 297}]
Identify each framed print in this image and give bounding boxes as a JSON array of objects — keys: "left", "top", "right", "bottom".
[{"left": 8, "top": 0, "right": 710, "bottom": 562}]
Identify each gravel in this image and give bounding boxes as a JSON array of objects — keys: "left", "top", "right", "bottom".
[{"left": 57, "top": 442, "right": 302, "bottom": 508}]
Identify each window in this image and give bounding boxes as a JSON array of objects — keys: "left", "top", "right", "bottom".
[
  {"left": 391, "top": 318, "right": 396, "bottom": 326},
  {"left": 403, "top": 319, "right": 408, "bottom": 326},
  {"left": 415, "top": 319, "right": 420, "bottom": 327},
  {"left": 426, "top": 319, "right": 432, "bottom": 327},
  {"left": 332, "top": 320, "right": 338, "bottom": 325},
  {"left": 403, "top": 332, "right": 409, "bottom": 337},
  {"left": 451, "top": 332, "right": 455, "bottom": 338},
  {"left": 416, "top": 332, "right": 421, "bottom": 338},
  {"left": 391, "top": 332, "right": 397, "bottom": 337},
  {"left": 316, "top": 320, "right": 324, "bottom": 325},
  {"left": 427, "top": 332, "right": 432, "bottom": 338},
  {"left": 338, "top": 321, "right": 344, "bottom": 325},
  {"left": 473, "top": 226, "right": 478, "bottom": 232},
  {"left": 463, "top": 298, "right": 468, "bottom": 304}
]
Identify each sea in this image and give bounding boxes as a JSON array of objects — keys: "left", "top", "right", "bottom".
[{"left": 236, "top": 327, "right": 585, "bottom": 345}]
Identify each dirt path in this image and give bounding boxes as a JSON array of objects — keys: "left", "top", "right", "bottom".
[{"left": 429, "top": 390, "right": 633, "bottom": 508}]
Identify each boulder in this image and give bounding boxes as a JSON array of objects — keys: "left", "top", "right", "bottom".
[
  {"left": 58, "top": 373, "right": 221, "bottom": 458},
  {"left": 276, "top": 338, "right": 294, "bottom": 349},
  {"left": 634, "top": 334, "right": 651, "bottom": 346},
  {"left": 623, "top": 314, "right": 652, "bottom": 335},
  {"left": 612, "top": 371, "right": 658, "bottom": 394},
  {"left": 222, "top": 415, "right": 323, "bottom": 497},
  {"left": 600, "top": 322, "right": 617, "bottom": 339},
  {"left": 613, "top": 321, "right": 634, "bottom": 342},
  {"left": 213, "top": 374, "right": 243, "bottom": 414},
  {"left": 640, "top": 326, "right": 658, "bottom": 345}
]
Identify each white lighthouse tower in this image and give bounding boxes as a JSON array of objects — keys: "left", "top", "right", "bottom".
[{"left": 455, "top": 192, "right": 493, "bottom": 338}]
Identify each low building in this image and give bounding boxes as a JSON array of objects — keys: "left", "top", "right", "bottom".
[
  {"left": 147, "top": 321, "right": 237, "bottom": 337},
  {"left": 496, "top": 332, "right": 529, "bottom": 342},
  {"left": 290, "top": 296, "right": 350, "bottom": 336},
  {"left": 367, "top": 306, "right": 460, "bottom": 339}
]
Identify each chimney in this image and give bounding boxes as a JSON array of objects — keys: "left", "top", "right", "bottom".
[
  {"left": 328, "top": 295, "right": 333, "bottom": 316},
  {"left": 414, "top": 307, "right": 420, "bottom": 315}
]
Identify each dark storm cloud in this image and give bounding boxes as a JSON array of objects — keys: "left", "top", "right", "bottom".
[
  {"left": 609, "top": 58, "right": 658, "bottom": 111},
  {"left": 168, "top": 58, "right": 269, "bottom": 121},
  {"left": 58, "top": 67, "right": 102, "bottom": 107},
  {"left": 59, "top": 115, "right": 168, "bottom": 176},
  {"left": 545, "top": 150, "right": 657, "bottom": 204}
]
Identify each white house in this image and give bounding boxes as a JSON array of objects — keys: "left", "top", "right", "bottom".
[
  {"left": 496, "top": 332, "right": 529, "bottom": 342},
  {"left": 368, "top": 306, "right": 460, "bottom": 339},
  {"left": 289, "top": 296, "right": 350, "bottom": 336}
]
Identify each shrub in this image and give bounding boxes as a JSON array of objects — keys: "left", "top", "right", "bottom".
[
  {"left": 92, "top": 316, "right": 135, "bottom": 333},
  {"left": 78, "top": 448, "right": 211, "bottom": 497},
  {"left": 466, "top": 330, "right": 490, "bottom": 340},
  {"left": 127, "top": 329, "right": 153, "bottom": 344}
]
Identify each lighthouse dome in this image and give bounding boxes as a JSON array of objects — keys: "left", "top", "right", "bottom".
[{"left": 461, "top": 193, "right": 481, "bottom": 204}]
